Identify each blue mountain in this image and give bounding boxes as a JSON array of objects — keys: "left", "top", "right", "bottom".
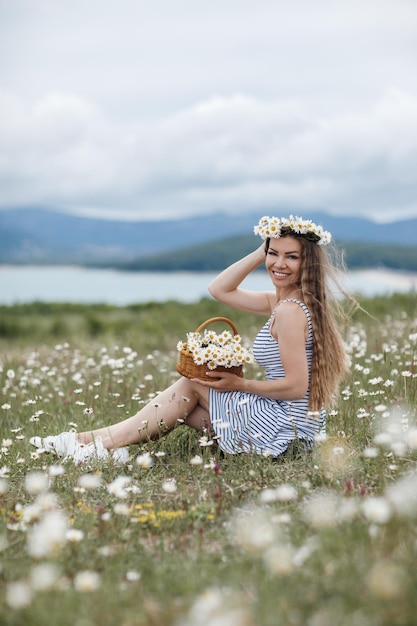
[{"left": 0, "top": 207, "right": 415, "bottom": 264}]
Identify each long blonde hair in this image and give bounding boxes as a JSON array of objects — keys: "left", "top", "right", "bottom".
[{"left": 267, "top": 236, "right": 349, "bottom": 411}]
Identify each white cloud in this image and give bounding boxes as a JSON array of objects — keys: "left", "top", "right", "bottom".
[
  {"left": 1, "top": 88, "right": 416, "bottom": 221},
  {"left": 0, "top": 0, "right": 416, "bottom": 221}
]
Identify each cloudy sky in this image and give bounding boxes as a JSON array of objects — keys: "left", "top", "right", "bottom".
[{"left": 1, "top": 0, "right": 416, "bottom": 223}]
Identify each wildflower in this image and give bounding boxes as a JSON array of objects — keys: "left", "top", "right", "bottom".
[
  {"left": 190, "top": 455, "right": 203, "bottom": 466},
  {"left": 0, "top": 465, "right": 10, "bottom": 477},
  {"left": 162, "top": 479, "right": 177, "bottom": 493},
  {"left": 107, "top": 476, "right": 132, "bottom": 498},
  {"left": 1, "top": 403, "right": 11, "bottom": 410},
  {"left": 27, "top": 510, "right": 68, "bottom": 558},
  {"left": 271, "top": 513, "right": 292, "bottom": 525},
  {"left": 367, "top": 560, "right": 407, "bottom": 599},
  {"left": 114, "top": 503, "right": 130, "bottom": 516},
  {"left": 74, "top": 570, "right": 101, "bottom": 592},
  {"left": 363, "top": 447, "right": 379, "bottom": 458},
  {"left": 0, "top": 478, "right": 9, "bottom": 495},
  {"left": 30, "top": 563, "right": 61, "bottom": 591},
  {"left": 24, "top": 472, "right": 49, "bottom": 495},
  {"left": 302, "top": 491, "right": 340, "bottom": 528},
  {"left": 6, "top": 581, "right": 33, "bottom": 609},
  {"left": 373, "top": 432, "right": 392, "bottom": 447},
  {"left": 313, "top": 432, "right": 327, "bottom": 444},
  {"left": 66, "top": 529, "right": 84, "bottom": 543},
  {"left": 199, "top": 436, "right": 214, "bottom": 447},
  {"left": 48, "top": 464, "right": 66, "bottom": 477},
  {"left": 260, "top": 485, "right": 298, "bottom": 504},
  {"left": 369, "top": 377, "right": 383, "bottom": 385},
  {"left": 126, "top": 570, "right": 141, "bottom": 582},
  {"left": 78, "top": 474, "right": 102, "bottom": 490},
  {"left": 136, "top": 452, "right": 153, "bottom": 469},
  {"left": 406, "top": 428, "right": 417, "bottom": 449},
  {"left": 362, "top": 497, "right": 392, "bottom": 524},
  {"left": 179, "top": 587, "right": 252, "bottom": 626},
  {"left": 385, "top": 473, "right": 417, "bottom": 518},
  {"left": 233, "top": 508, "right": 277, "bottom": 554},
  {"left": 401, "top": 370, "right": 412, "bottom": 378},
  {"left": 263, "top": 544, "right": 295, "bottom": 575}
]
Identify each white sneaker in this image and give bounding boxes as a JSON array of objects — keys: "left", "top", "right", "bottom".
[
  {"left": 30, "top": 433, "right": 129, "bottom": 465},
  {"left": 30, "top": 432, "right": 79, "bottom": 457},
  {"left": 75, "top": 440, "right": 130, "bottom": 465},
  {"left": 111, "top": 447, "right": 130, "bottom": 465},
  {"left": 70, "top": 437, "right": 109, "bottom": 464}
]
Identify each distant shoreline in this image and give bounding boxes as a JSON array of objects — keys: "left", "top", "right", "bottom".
[
  {"left": 1, "top": 263, "right": 417, "bottom": 276},
  {"left": 0, "top": 265, "right": 416, "bottom": 306}
]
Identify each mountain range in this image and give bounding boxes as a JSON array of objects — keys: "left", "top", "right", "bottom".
[{"left": 0, "top": 207, "right": 416, "bottom": 268}]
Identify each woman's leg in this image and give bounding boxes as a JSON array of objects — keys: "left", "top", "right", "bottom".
[{"left": 77, "top": 377, "right": 211, "bottom": 449}]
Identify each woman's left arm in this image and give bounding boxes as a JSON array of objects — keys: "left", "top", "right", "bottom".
[{"left": 195, "top": 302, "right": 309, "bottom": 400}]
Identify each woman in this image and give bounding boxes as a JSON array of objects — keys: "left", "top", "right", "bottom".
[{"left": 30, "top": 215, "right": 348, "bottom": 464}]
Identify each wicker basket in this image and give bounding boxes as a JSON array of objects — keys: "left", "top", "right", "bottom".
[{"left": 176, "top": 317, "right": 244, "bottom": 381}]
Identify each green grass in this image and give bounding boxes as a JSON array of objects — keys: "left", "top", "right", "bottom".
[{"left": 0, "top": 295, "right": 416, "bottom": 625}]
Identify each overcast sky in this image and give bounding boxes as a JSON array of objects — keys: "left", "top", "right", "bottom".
[{"left": 1, "top": 0, "right": 416, "bottom": 223}]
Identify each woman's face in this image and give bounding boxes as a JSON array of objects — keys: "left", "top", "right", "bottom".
[{"left": 265, "top": 236, "right": 302, "bottom": 290}]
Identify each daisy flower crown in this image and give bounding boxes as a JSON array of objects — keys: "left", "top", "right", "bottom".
[{"left": 254, "top": 215, "right": 332, "bottom": 246}]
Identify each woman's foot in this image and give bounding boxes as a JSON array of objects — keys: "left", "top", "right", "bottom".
[{"left": 29, "top": 432, "right": 130, "bottom": 465}]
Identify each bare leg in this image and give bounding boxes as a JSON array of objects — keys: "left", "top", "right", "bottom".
[{"left": 77, "top": 378, "right": 211, "bottom": 449}]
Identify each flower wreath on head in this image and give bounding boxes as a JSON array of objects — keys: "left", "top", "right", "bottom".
[{"left": 254, "top": 215, "right": 332, "bottom": 246}]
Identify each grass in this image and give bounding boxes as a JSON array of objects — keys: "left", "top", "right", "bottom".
[{"left": 0, "top": 294, "right": 416, "bottom": 625}]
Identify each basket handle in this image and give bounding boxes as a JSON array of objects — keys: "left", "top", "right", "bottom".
[{"left": 195, "top": 317, "right": 239, "bottom": 336}]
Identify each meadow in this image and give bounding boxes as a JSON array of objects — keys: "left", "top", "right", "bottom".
[{"left": 0, "top": 294, "right": 416, "bottom": 626}]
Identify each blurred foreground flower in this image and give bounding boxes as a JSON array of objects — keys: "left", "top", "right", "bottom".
[
  {"left": 27, "top": 510, "right": 68, "bottom": 558},
  {"left": 362, "top": 497, "right": 392, "bottom": 524},
  {"left": 259, "top": 484, "right": 298, "bottom": 504},
  {"left": 136, "top": 452, "right": 153, "bottom": 469},
  {"left": 107, "top": 475, "right": 132, "bottom": 499},
  {"left": 162, "top": 479, "right": 177, "bottom": 493},
  {"left": 232, "top": 508, "right": 278, "bottom": 554},
  {"left": 6, "top": 581, "right": 33, "bottom": 609},
  {"left": 177, "top": 587, "right": 254, "bottom": 626},
  {"left": 302, "top": 491, "right": 358, "bottom": 528},
  {"left": 367, "top": 559, "right": 407, "bottom": 599},
  {"left": 74, "top": 570, "right": 101, "bottom": 592},
  {"left": 30, "top": 563, "right": 61, "bottom": 591},
  {"left": 25, "top": 471, "right": 49, "bottom": 495},
  {"left": 385, "top": 472, "right": 417, "bottom": 518}
]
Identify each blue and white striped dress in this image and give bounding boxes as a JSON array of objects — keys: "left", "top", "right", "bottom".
[{"left": 209, "top": 299, "right": 326, "bottom": 457}]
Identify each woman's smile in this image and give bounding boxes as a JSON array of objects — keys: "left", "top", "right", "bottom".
[{"left": 266, "top": 237, "right": 302, "bottom": 289}]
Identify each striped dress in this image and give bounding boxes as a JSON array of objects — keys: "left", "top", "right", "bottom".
[{"left": 209, "top": 298, "right": 326, "bottom": 457}]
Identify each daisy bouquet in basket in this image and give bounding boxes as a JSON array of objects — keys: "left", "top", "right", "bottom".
[{"left": 176, "top": 317, "right": 253, "bottom": 381}]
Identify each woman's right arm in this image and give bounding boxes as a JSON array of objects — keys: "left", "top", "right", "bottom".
[{"left": 208, "top": 244, "right": 272, "bottom": 315}]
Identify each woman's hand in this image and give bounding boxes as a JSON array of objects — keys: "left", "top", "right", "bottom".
[{"left": 191, "top": 370, "right": 245, "bottom": 392}]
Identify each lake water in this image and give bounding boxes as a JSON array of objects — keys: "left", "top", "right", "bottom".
[{"left": 0, "top": 265, "right": 416, "bottom": 305}]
